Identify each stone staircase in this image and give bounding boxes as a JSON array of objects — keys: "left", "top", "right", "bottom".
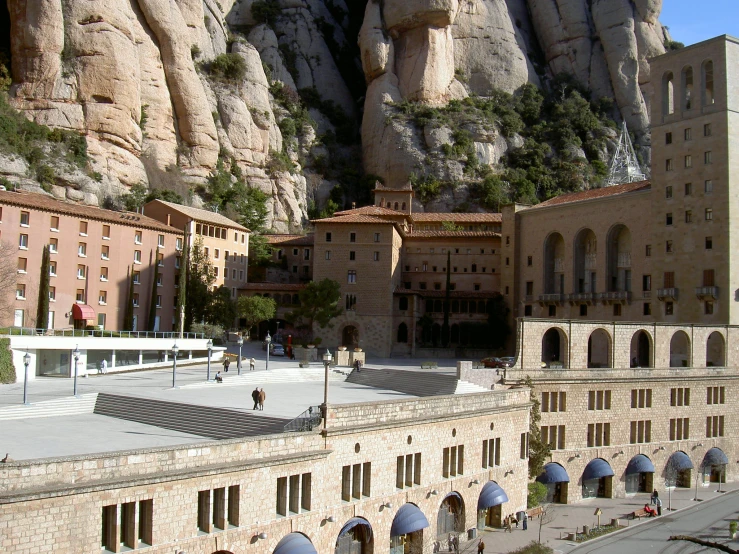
[
  {"left": 181, "top": 365, "right": 348, "bottom": 389},
  {"left": 346, "top": 368, "right": 460, "bottom": 397},
  {"left": 454, "top": 380, "right": 490, "bottom": 394},
  {"left": 93, "top": 393, "right": 290, "bottom": 439},
  {"left": 0, "top": 394, "right": 97, "bottom": 421}
]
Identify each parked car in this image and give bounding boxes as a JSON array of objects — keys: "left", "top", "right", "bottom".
[
  {"left": 481, "top": 357, "right": 505, "bottom": 368},
  {"left": 499, "top": 356, "right": 516, "bottom": 367},
  {"left": 271, "top": 344, "right": 285, "bottom": 356}
]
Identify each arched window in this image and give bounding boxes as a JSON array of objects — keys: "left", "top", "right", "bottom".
[
  {"left": 399, "top": 296, "right": 409, "bottom": 310},
  {"left": 663, "top": 71, "right": 675, "bottom": 115},
  {"left": 544, "top": 233, "right": 565, "bottom": 294},
  {"left": 573, "top": 228, "right": 597, "bottom": 294},
  {"left": 681, "top": 66, "right": 694, "bottom": 110},
  {"left": 397, "top": 323, "right": 408, "bottom": 343},
  {"left": 401, "top": 202, "right": 407, "bottom": 210},
  {"left": 670, "top": 331, "right": 691, "bottom": 367},
  {"left": 394, "top": 202, "right": 399, "bottom": 210},
  {"left": 706, "top": 331, "right": 725, "bottom": 367},
  {"left": 702, "top": 60, "right": 715, "bottom": 106}
]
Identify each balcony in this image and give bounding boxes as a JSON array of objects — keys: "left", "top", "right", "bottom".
[
  {"left": 695, "top": 286, "right": 719, "bottom": 300},
  {"left": 538, "top": 294, "right": 565, "bottom": 305},
  {"left": 657, "top": 288, "right": 679, "bottom": 301},
  {"left": 598, "top": 291, "right": 631, "bottom": 304},
  {"left": 568, "top": 292, "right": 596, "bottom": 305}
]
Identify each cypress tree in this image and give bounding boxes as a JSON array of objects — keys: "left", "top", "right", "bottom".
[
  {"left": 147, "top": 248, "right": 160, "bottom": 331},
  {"left": 36, "top": 245, "right": 50, "bottom": 330},
  {"left": 122, "top": 265, "right": 135, "bottom": 331},
  {"left": 176, "top": 240, "right": 188, "bottom": 336},
  {"left": 442, "top": 250, "right": 451, "bottom": 347}
]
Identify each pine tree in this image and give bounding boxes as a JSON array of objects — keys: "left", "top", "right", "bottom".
[
  {"left": 122, "top": 265, "right": 135, "bottom": 331},
  {"left": 147, "top": 248, "right": 160, "bottom": 331},
  {"left": 35, "top": 245, "right": 50, "bottom": 330},
  {"left": 524, "top": 375, "right": 551, "bottom": 479}
]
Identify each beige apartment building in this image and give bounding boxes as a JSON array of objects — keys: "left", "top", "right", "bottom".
[
  {"left": 0, "top": 190, "right": 182, "bottom": 332},
  {"left": 144, "top": 200, "right": 249, "bottom": 299}
]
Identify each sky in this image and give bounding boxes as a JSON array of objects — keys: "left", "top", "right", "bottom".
[{"left": 660, "top": 0, "right": 739, "bottom": 45}]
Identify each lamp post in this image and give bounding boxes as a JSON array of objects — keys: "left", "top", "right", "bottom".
[
  {"left": 171, "top": 343, "right": 179, "bottom": 388},
  {"left": 265, "top": 332, "right": 271, "bottom": 372},
  {"left": 322, "top": 349, "right": 332, "bottom": 429},
  {"left": 72, "top": 345, "right": 80, "bottom": 397},
  {"left": 22, "top": 350, "right": 31, "bottom": 405},
  {"left": 206, "top": 339, "right": 213, "bottom": 381},
  {"left": 237, "top": 335, "right": 243, "bottom": 375}
]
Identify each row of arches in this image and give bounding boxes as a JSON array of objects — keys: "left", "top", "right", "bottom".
[
  {"left": 541, "top": 327, "right": 726, "bottom": 368},
  {"left": 662, "top": 59, "right": 715, "bottom": 115}
]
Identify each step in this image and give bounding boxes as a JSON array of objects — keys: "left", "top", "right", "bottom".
[
  {"left": 0, "top": 394, "right": 98, "bottom": 421},
  {"left": 454, "top": 380, "right": 490, "bottom": 394},
  {"left": 345, "top": 369, "right": 458, "bottom": 397},
  {"left": 181, "top": 367, "right": 348, "bottom": 389}
]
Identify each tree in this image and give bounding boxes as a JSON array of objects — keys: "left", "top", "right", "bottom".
[
  {"left": 205, "top": 286, "right": 238, "bottom": 329},
  {"left": 442, "top": 251, "right": 451, "bottom": 347},
  {"left": 147, "top": 248, "right": 160, "bottom": 331},
  {"left": 176, "top": 240, "right": 188, "bottom": 337},
  {"left": 668, "top": 536, "right": 737, "bottom": 553},
  {"left": 35, "top": 245, "right": 50, "bottom": 330},
  {"left": 524, "top": 375, "right": 551, "bottom": 479},
  {"left": 238, "top": 295, "right": 277, "bottom": 338},
  {"left": 487, "top": 295, "right": 511, "bottom": 349},
  {"left": 122, "top": 265, "right": 135, "bottom": 331},
  {"left": 286, "top": 278, "right": 342, "bottom": 336},
  {"left": 537, "top": 504, "right": 556, "bottom": 544},
  {"left": 185, "top": 238, "right": 216, "bottom": 330},
  {"left": 527, "top": 482, "right": 548, "bottom": 509}
]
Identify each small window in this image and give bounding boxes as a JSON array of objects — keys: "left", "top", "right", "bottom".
[
  {"left": 49, "top": 261, "right": 57, "bottom": 276},
  {"left": 79, "top": 221, "right": 88, "bottom": 235},
  {"left": 304, "top": 249, "right": 310, "bottom": 260},
  {"left": 19, "top": 234, "right": 28, "bottom": 249},
  {"left": 348, "top": 270, "right": 356, "bottom": 284},
  {"left": 101, "top": 245, "right": 109, "bottom": 259},
  {"left": 665, "top": 132, "right": 672, "bottom": 144},
  {"left": 76, "top": 265, "right": 86, "bottom": 279},
  {"left": 49, "top": 238, "right": 58, "bottom": 253},
  {"left": 16, "top": 284, "right": 26, "bottom": 300},
  {"left": 102, "top": 224, "right": 110, "bottom": 239},
  {"left": 548, "top": 305, "right": 556, "bottom": 317},
  {"left": 374, "top": 233, "right": 380, "bottom": 242},
  {"left": 78, "top": 242, "right": 87, "bottom": 257},
  {"left": 524, "top": 305, "right": 532, "bottom": 316},
  {"left": 684, "top": 182, "right": 692, "bottom": 196},
  {"left": 705, "top": 236, "right": 713, "bottom": 250},
  {"left": 645, "top": 244, "right": 652, "bottom": 257},
  {"left": 665, "top": 301, "right": 674, "bottom": 315},
  {"left": 666, "top": 159, "right": 674, "bottom": 171},
  {"left": 527, "top": 256, "right": 532, "bottom": 266},
  {"left": 100, "top": 267, "right": 108, "bottom": 281},
  {"left": 325, "top": 232, "right": 332, "bottom": 242},
  {"left": 704, "top": 123, "right": 712, "bottom": 137},
  {"left": 350, "top": 232, "right": 356, "bottom": 243},
  {"left": 665, "top": 186, "right": 673, "bottom": 199},
  {"left": 705, "top": 301, "right": 714, "bottom": 314},
  {"left": 666, "top": 213, "right": 673, "bottom": 225},
  {"left": 685, "top": 210, "right": 692, "bottom": 223},
  {"left": 76, "top": 289, "right": 85, "bottom": 303},
  {"left": 684, "top": 128, "right": 692, "bottom": 141},
  {"left": 49, "top": 286, "right": 55, "bottom": 301},
  {"left": 99, "top": 291, "right": 107, "bottom": 305},
  {"left": 705, "top": 208, "right": 713, "bottom": 221},
  {"left": 613, "top": 304, "right": 622, "bottom": 316},
  {"left": 292, "top": 248, "right": 298, "bottom": 256},
  {"left": 20, "top": 211, "right": 29, "bottom": 226},
  {"left": 684, "top": 155, "right": 692, "bottom": 168},
  {"left": 704, "top": 151, "right": 712, "bottom": 164},
  {"left": 325, "top": 250, "right": 331, "bottom": 260},
  {"left": 133, "top": 271, "right": 140, "bottom": 284},
  {"left": 134, "top": 250, "right": 142, "bottom": 263},
  {"left": 666, "top": 240, "right": 673, "bottom": 253},
  {"left": 17, "top": 257, "right": 27, "bottom": 273},
  {"left": 643, "top": 302, "right": 651, "bottom": 316},
  {"left": 134, "top": 231, "right": 142, "bottom": 244},
  {"left": 579, "top": 304, "right": 587, "bottom": 316},
  {"left": 373, "top": 251, "right": 379, "bottom": 261},
  {"left": 132, "top": 293, "right": 139, "bottom": 307},
  {"left": 705, "top": 180, "right": 713, "bottom": 194},
  {"left": 158, "top": 234, "right": 165, "bottom": 247},
  {"left": 156, "top": 295, "right": 162, "bottom": 307},
  {"left": 349, "top": 251, "right": 355, "bottom": 261},
  {"left": 176, "top": 237, "right": 183, "bottom": 250},
  {"left": 50, "top": 216, "right": 59, "bottom": 231},
  {"left": 642, "top": 275, "right": 651, "bottom": 291}
]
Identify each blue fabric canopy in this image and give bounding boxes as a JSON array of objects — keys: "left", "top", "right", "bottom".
[
  {"left": 390, "top": 503, "right": 430, "bottom": 537},
  {"left": 536, "top": 463, "right": 570, "bottom": 484},
  {"left": 338, "top": 517, "right": 372, "bottom": 542},
  {"left": 625, "top": 454, "right": 655, "bottom": 475},
  {"left": 443, "top": 491, "right": 463, "bottom": 504},
  {"left": 667, "top": 451, "right": 693, "bottom": 471},
  {"left": 477, "top": 481, "right": 509, "bottom": 510},
  {"left": 703, "top": 447, "right": 729, "bottom": 467},
  {"left": 582, "top": 459, "right": 615, "bottom": 481},
  {"left": 273, "top": 533, "right": 317, "bottom": 554}
]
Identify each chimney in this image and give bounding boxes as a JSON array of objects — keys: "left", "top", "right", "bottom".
[
  {"left": 167, "top": 213, "right": 171, "bottom": 226},
  {"left": 352, "top": 202, "right": 356, "bottom": 209}
]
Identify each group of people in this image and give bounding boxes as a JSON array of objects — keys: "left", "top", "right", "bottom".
[
  {"left": 214, "top": 355, "right": 257, "bottom": 382},
  {"left": 645, "top": 489, "right": 663, "bottom": 517},
  {"left": 503, "top": 511, "right": 528, "bottom": 532}
]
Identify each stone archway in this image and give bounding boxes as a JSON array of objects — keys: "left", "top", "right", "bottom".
[
  {"left": 706, "top": 331, "right": 725, "bottom": 367},
  {"left": 630, "top": 330, "right": 652, "bottom": 368},
  {"left": 542, "top": 327, "right": 568, "bottom": 367},
  {"left": 588, "top": 328, "right": 612, "bottom": 368},
  {"left": 342, "top": 325, "right": 359, "bottom": 348},
  {"left": 669, "top": 331, "right": 691, "bottom": 367}
]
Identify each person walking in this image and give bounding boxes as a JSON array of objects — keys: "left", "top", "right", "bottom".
[
  {"left": 651, "top": 489, "right": 658, "bottom": 505},
  {"left": 251, "top": 387, "right": 260, "bottom": 410},
  {"left": 453, "top": 535, "right": 459, "bottom": 553},
  {"left": 655, "top": 495, "right": 662, "bottom": 516},
  {"left": 522, "top": 512, "right": 528, "bottom": 530},
  {"left": 448, "top": 533, "right": 453, "bottom": 552},
  {"left": 249, "top": 357, "right": 256, "bottom": 371},
  {"left": 223, "top": 357, "right": 230, "bottom": 373},
  {"left": 477, "top": 538, "right": 485, "bottom": 553},
  {"left": 100, "top": 358, "right": 107, "bottom": 375},
  {"left": 258, "top": 388, "right": 266, "bottom": 410}
]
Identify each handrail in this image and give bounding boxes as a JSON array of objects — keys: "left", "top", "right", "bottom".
[
  {"left": 283, "top": 405, "right": 322, "bottom": 433},
  {"left": 0, "top": 327, "right": 205, "bottom": 339}
]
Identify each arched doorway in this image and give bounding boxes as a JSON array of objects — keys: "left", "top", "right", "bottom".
[
  {"left": 573, "top": 228, "right": 598, "bottom": 294},
  {"left": 536, "top": 463, "right": 569, "bottom": 504},
  {"left": 666, "top": 451, "right": 693, "bottom": 488},
  {"left": 588, "top": 328, "right": 611, "bottom": 368},
  {"left": 625, "top": 454, "right": 655, "bottom": 494},
  {"left": 390, "top": 503, "right": 428, "bottom": 554},
  {"left": 477, "top": 481, "right": 508, "bottom": 529},
  {"left": 702, "top": 448, "right": 728, "bottom": 484},
  {"left": 582, "top": 458, "right": 614, "bottom": 499},
  {"left": 542, "top": 328, "right": 567, "bottom": 367},
  {"left": 436, "top": 493, "right": 464, "bottom": 542},
  {"left": 669, "top": 331, "right": 690, "bottom": 367},
  {"left": 397, "top": 323, "right": 408, "bottom": 343},
  {"left": 706, "top": 331, "right": 725, "bottom": 367},
  {"left": 273, "top": 533, "right": 317, "bottom": 554},
  {"left": 336, "top": 517, "right": 373, "bottom": 554},
  {"left": 342, "top": 325, "right": 359, "bottom": 348},
  {"left": 630, "top": 330, "right": 652, "bottom": 367},
  {"left": 544, "top": 233, "right": 565, "bottom": 294}
]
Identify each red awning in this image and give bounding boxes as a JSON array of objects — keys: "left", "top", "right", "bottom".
[{"left": 72, "top": 304, "right": 95, "bottom": 321}]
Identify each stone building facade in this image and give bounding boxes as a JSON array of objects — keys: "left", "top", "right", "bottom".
[{"left": 0, "top": 390, "right": 531, "bottom": 554}]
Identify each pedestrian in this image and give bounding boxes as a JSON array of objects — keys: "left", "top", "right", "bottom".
[
  {"left": 650, "top": 489, "right": 658, "bottom": 505},
  {"left": 511, "top": 513, "right": 519, "bottom": 528},
  {"left": 477, "top": 538, "right": 485, "bottom": 553},
  {"left": 215, "top": 371, "right": 223, "bottom": 383},
  {"left": 223, "top": 357, "right": 230, "bottom": 372},
  {"left": 250, "top": 357, "right": 256, "bottom": 371},
  {"left": 453, "top": 535, "right": 459, "bottom": 553},
  {"left": 655, "top": 495, "right": 662, "bottom": 516},
  {"left": 504, "top": 516, "right": 512, "bottom": 533},
  {"left": 448, "top": 533, "right": 453, "bottom": 552},
  {"left": 522, "top": 512, "right": 528, "bottom": 530},
  {"left": 258, "top": 387, "right": 266, "bottom": 410},
  {"left": 100, "top": 358, "right": 107, "bottom": 375},
  {"left": 251, "top": 387, "right": 260, "bottom": 410}
]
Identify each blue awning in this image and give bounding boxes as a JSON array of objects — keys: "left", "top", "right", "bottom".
[
  {"left": 667, "top": 451, "right": 693, "bottom": 471},
  {"left": 582, "top": 459, "right": 615, "bottom": 481},
  {"left": 536, "top": 463, "right": 570, "bottom": 484},
  {"left": 273, "top": 533, "right": 317, "bottom": 554},
  {"left": 477, "top": 481, "right": 509, "bottom": 510},
  {"left": 443, "top": 491, "right": 463, "bottom": 504},
  {"left": 703, "top": 447, "right": 729, "bottom": 467},
  {"left": 338, "top": 517, "right": 372, "bottom": 542},
  {"left": 390, "top": 503, "right": 430, "bottom": 537},
  {"left": 625, "top": 454, "right": 655, "bottom": 475}
]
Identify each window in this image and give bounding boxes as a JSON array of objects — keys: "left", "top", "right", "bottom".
[
  {"left": 347, "top": 270, "right": 356, "bottom": 284},
  {"left": 157, "top": 274, "right": 163, "bottom": 287},
  {"left": 373, "top": 251, "right": 379, "bottom": 261},
  {"left": 703, "top": 269, "right": 715, "bottom": 287},
  {"left": 77, "top": 265, "right": 86, "bottom": 279},
  {"left": 349, "top": 251, "right": 355, "bottom": 261},
  {"left": 302, "top": 249, "right": 310, "bottom": 261},
  {"left": 482, "top": 438, "right": 501, "bottom": 468},
  {"left": 707, "top": 386, "right": 725, "bottom": 405},
  {"left": 665, "top": 132, "right": 672, "bottom": 144},
  {"left": 49, "top": 286, "right": 55, "bottom": 301},
  {"left": 541, "top": 391, "right": 567, "bottom": 413},
  {"left": 705, "top": 301, "right": 714, "bottom": 314},
  {"left": 684, "top": 155, "right": 692, "bottom": 168},
  {"left": 98, "top": 291, "right": 107, "bottom": 305},
  {"left": 704, "top": 151, "right": 712, "bottom": 164},
  {"left": 666, "top": 240, "right": 673, "bottom": 253},
  {"left": 524, "top": 305, "right": 533, "bottom": 316},
  {"left": 665, "top": 301, "right": 674, "bottom": 315},
  {"left": 19, "top": 234, "right": 28, "bottom": 249},
  {"left": 629, "top": 420, "right": 652, "bottom": 444},
  {"left": 345, "top": 294, "right": 356, "bottom": 311},
  {"left": 631, "top": 388, "right": 653, "bottom": 408},
  {"left": 100, "top": 267, "right": 108, "bottom": 281},
  {"left": 442, "top": 445, "right": 465, "bottom": 477},
  {"left": 157, "top": 253, "right": 163, "bottom": 267},
  {"left": 548, "top": 305, "right": 556, "bottom": 317},
  {"left": 645, "top": 244, "right": 652, "bottom": 257},
  {"left": 17, "top": 257, "right": 27, "bottom": 273},
  {"left": 395, "top": 453, "right": 421, "bottom": 489},
  {"left": 669, "top": 386, "right": 691, "bottom": 407},
  {"left": 133, "top": 271, "right": 140, "bottom": 284},
  {"left": 685, "top": 182, "right": 692, "bottom": 196},
  {"left": 666, "top": 159, "right": 673, "bottom": 171},
  {"left": 665, "top": 186, "right": 673, "bottom": 198},
  {"left": 50, "top": 216, "right": 59, "bottom": 231},
  {"left": 705, "top": 208, "right": 713, "bottom": 221},
  {"left": 342, "top": 463, "right": 371, "bottom": 501},
  {"left": 134, "top": 250, "right": 141, "bottom": 263},
  {"left": 79, "top": 221, "right": 88, "bottom": 235},
  {"left": 704, "top": 123, "right": 712, "bottom": 136},
  {"left": 102, "top": 499, "right": 153, "bottom": 550},
  {"left": 667, "top": 212, "right": 674, "bottom": 224},
  {"left": 685, "top": 210, "right": 692, "bottom": 223},
  {"left": 613, "top": 304, "right": 622, "bottom": 316},
  {"left": 214, "top": 249, "right": 220, "bottom": 260},
  {"left": 101, "top": 245, "right": 109, "bottom": 260},
  {"left": 669, "top": 418, "right": 689, "bottom": 441},
  {"left": 49, "top": 238, "right": 58, "bottom": 253},
  {"left": 132, "top": 293, "right": 139, "bottom": 307},
  {"left": 16, "top": 284, "right": 26, "bottom": 300},
  {"left": 134, "top": 231, "right": 142, "bottom": 244},
  {"left": 684, "top": 128, "right": 692, "bottom": 141},
  {"left": 587, "top": 423, "right": 611, "bottom": 447},
  {"left": 102, "top": 225, "right": 110, "bottom": 239},
  {"left": 706, "top": 415, "right": 725, "bottom": 438},
  {"left": 705, "top": 180, "right": 713, "bottom": 193},
  {"left": 292, "top": 248, "right": 298, "bottom": 256},
  {"left": 541, "top": 425, "right": 566, "bottom": 450},
  {"left": 76, "top": 289, "right": 85, "bottom": 303},
  {"left": 18, "top": 211, "right": 31, "bottom": 227},
  {"left": 419, "top": 282, "right": 426, "bottom": 290},
  {"left": 587, "top": 390, "right": 612, "bottom": 411},
  {"left": 158, "top": 234, "right": 165, "bottom": 248},
  {"left": 527, "top": 256, "right": 532, "bottom": 266},
  {"left": 642, "top": 275, "right": 651, "bottom": 291},
  {"left": 156, "top": 295, "right": 162, "bottom": 308},
  {"left": 664, "top": 271, "right": 675, "bottom": 288},
  {"left": 292, "top": 265, "right": 297, "bottom": 273},
  {"left": 49, "top": 261, "right": 57, "bottom": 276},
  {"left": 705, "top": 236, "right": 713, "bottom": 250},
  {"left": 350, "top": 232, "right": 356, "bottom": 243},
  {"left": 213, "top": 267, "right": 219, "bottom": 277},
  {"left": 176, "top": 237, "right": 183, "bottom": 250},
  {"left": 239, "top": 270, "right": 244, "bottom": 280},
  {"left": 325, "top": 232, "right": 332, "bottom": 242},
  {"left": 198, "top": 486, "right": 240, "bottom": 532},
  {"left": 78, "top": 242, "right": 87, "bottom": 257},
  {"left": 520, "top": 433, "right": 529, "bottom": 459},
  {"left": 374, "top": 233, "right": 380, "bottom": 242}
]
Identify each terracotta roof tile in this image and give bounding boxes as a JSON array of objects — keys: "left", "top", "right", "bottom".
[
  {"left": 240, "top": 283, "right": 306, "bottom": 292},
  {"left": 333, "top": 206, "right": 407, "bottom": 217},
  {"left": 529, "top": 180, "right": 651, "bottom": 209},
  {"left": 311, "top": 214, "right": 396, "bottom": 225},
  {"left": 408, "top": 230, "right": 501, "bottom": 238},
  {"left": 0, "top": 190, "right": 182, "bottom": 234},
  {"left": 411, "top": 212, "right": 502, "bottom": 223},
  {"left": 145, "top": 199, "right": 249, "bottom": 231},
  {"left": 265, "top": 234, "right": 314, "bottom": 246}
]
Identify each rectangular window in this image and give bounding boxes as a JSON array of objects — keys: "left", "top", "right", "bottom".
[
  {"left": 78, "top": 242, "right": 87, "bottom": 257},
  {"left": 98, "top": 290, "right": 107, "bottom": 305},
  {"left": 541, "top": 425, "right": 566, "bottom": 450},
  {"left": 670, "top": 387, "right": 691, "bottom": 406},
  {"left": 133, "top": 271, "right": 140, "bottom": 284},
  {"left": 79, "top": 221, "right": 88, "bottom": 235},
  {"left": 665, "top": 132, "right": 672, "bottom": 144},
  {"left": 613, "top": 304, "right": 622, "bottom": 316},
  {"left": 586, "top": 423, "right": 611, "bottom": 447},
  {"left": 669, "top": 418, "right": 690, "bottom": 441},
  {"left": 520, "top": 433, "right": 528, "bottom": 459},
  {"left": 705, "top": 236, "right": 713, "bottom": 250},
  {"left": 685, "top": 182, "right": 692, "bottom": 196},
  {"left": 19, "top": 234, "right": 28, "bottom": 249},
  {"left": 275, "top": 473, "right": 311, "bottom": 516},
  {"left": 77, "top": 265, "right": 86, "bottom": 279},
  {"left": 49, "top": 286, "right": 55, "bottom": 301},
  {"left": 684, "top": 128, "right": 692, "bottom": 141},
  {"left": 705, "top": 208, "right": 713, "bottom": 221},
  {"left": 642, "top": 275, "right": 651, "bottom": 291},
  {"left": 373, "top": 251, "right": 379, "bottom": 262},
  {"left": 341, "top": 462, "right": 372, "bottom": 501},
  {"left": 17, "top": 257, "right": 27, "bottom": 273},
  {"left": 100, "top": 267, "right": 108, "bottom": 281},
  {"left": 49, "top": 238, "right": 58, "bottom": 253},
  {"left": 684, "top": 155, "right": 692, "bottom": 168},
  {"left": 134, "top": 231, "right": 142, "bottom": 244},
  {"left": 705, "top": 301, "right": 714, "bottom": 314},
  {"left": 102, "top": 500, "right": 153, "bottom": 550},
  {"left": 706, "top": 415, "right": 725, "bottom": 438},
  {"left": 707, "top": 386, "right": 725, "bottom": 405},
  {"left": 666, "top": 212, "right": 673, "bottom": 225},
  {"left": 350, "top": 232, "right": 356, "bottom": 243},
  {"left": 158, "top": 234, "right": 165, "bottom": 248},
  {"left": 665, "top": 301, "right": 674, "bottom": 315},
  {"left": 541, "top": 391, "right": 567, "bottom": 413},
  {"left": 50, "top": 216, "right": 59, "bottom": 231},
  {"left": 101, "top": 245, "right": 109, "bottom": 260},
  {"left": 349, "top": 251, "right": 356, "bottom": 261},
  {"left": 666, "top": 240, "right": 673, "bottom": 253},
  {"left": 176, "top": 237, "right": 183, "bottom": 250},
  {"left": 76, "top": 289, "right": 85, "bottom": 303},
  {"left": 527, "top": 256, "right": 532, "bottom": 266},
  {"left": 704, "top": 151, "right": 712, "bottom": 164},
  {"left": 705, "top": 180, "right": 713, "bottom": 193},
  {"left": 587, "top": 390, "right": 612, "bottom": 411},
  {"left": 15, "top": 284, "right": 26, "bottom": 300},
  {"left": 631, "top": 388, "right": 653, "bottom": 408},
  {"left": 704, "top": 123, "right": 712, "bottom": 136},
  {"left": 325, "top": 232, "right": 332, "bottom": 242},
  {"left": 629, "top": 420, "right": 652, "bottom": 444},
  {"left": 442, "top": 445, "right": 465, "bottom": 477},
  {"left": 347, "top": 270, "right": 356, "bottom": 284},
  {"left": 685, "top": 210, "right": 692, "bottom": 223},
  {"left": 666, "top": 159, "right": 673, "bottom": 171},
  {"left": 102, "top": 224, "right": 110, "bottom": 239},
  {"left": 664, "top": 271, "right": 675, "bottom": 288},
  {"left": 374, "top": 233, "right": 380, "bottom": 242},
  {"left": 665, "top": 186, "right": 673, "bottom": 198},
  {"left": 134, "top": 250, "right": 141, "bottom": 263},
  {"left": 132, "top": 293, "right": 139, "bottom": 307},
  {"left": 395, "top": 453, "right": 422, "bottom": 489},
  {"left": 49, "top": 261, "right": 57, "bottom": 276},
  {"left": 482, "top": 438, "right": 501, "bottom": 469},
  {"left": 645, "top": 244, "right": 652, "bottom": 257},
  {"left": 703, "top": 269, "right": 715, "bottom": 287}
]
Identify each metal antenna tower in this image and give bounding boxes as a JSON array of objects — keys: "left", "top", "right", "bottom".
[{"left": 606, "top": 121, "right": 645, "bottom": 186}]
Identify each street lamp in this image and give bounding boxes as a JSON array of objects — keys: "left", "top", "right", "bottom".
[
  {"left": 22, "top": 350, "right": 31, "bottom": 405},
  {"left": 265, "top": 332, "right": 271, "bottom": 372},
  {"left": 322, "top": 349, "right": 332, "bottom": 429},
  {"left": 206, "top": 339, "right": 213, "bottom": 381},
  {"left": 171, "top": 343, "right": 179, "bottom": 388},
  {"left": 73, "top": 345, "right": 80, "bottom": 397},
  {"left": 237, "top": 335, "right": 244, "bottom": 375}
]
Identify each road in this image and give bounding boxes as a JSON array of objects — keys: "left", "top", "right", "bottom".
[{"left": 571, "top": 490, "right": 739, "bottom": 554}]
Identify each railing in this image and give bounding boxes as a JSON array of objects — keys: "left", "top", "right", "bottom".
[
  {"left": 657, "top": 287, "right": 679, "bottom": 300},
  {"left": 695, "top": 286, "right": 719, "bottom": 299},
  {"left": 0, "top": 327, "right": 205, "bottom": 339},
  {"left": 284, "top": 406, "right": 323, "bottom": 433},
  {"left": 568, "top": 292, "right": 595, "bottom": 302},
  {"left": 598, "top": 291, "right": 631, "bottom": 302},
  {"left": 538, "top": 294, "right": 565, "bottom": 303}
]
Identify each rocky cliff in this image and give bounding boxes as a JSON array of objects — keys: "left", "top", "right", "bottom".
[{"left": 2, "top": 0, "right": 669, "bottom": 227}]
